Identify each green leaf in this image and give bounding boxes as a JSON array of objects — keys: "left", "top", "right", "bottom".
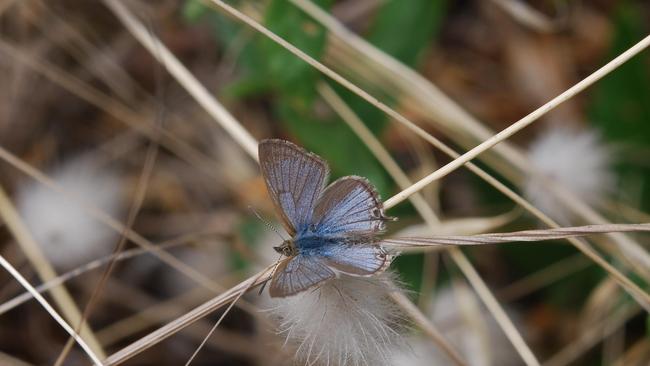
[
  {"left": 182, "top": 0, "right": 209, "bottom": 22},
  {"left": 260, "top": 0, "right": 332, "bottom": 99},
  {"left": 368, "top": 0, "right": 446, "bottom": 67}
]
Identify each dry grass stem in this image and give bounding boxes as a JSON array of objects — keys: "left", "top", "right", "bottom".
[
  {"left": 97, "top": 287, "right": 208, "bottom": 346},
  {"left": 100, "top": 280, "right": 274, "bottom": 361},
  {"left": 542, "top": 304, "right": 639, "bottom": 366},
  {"left": 104, "top": 265, "right": 275, "bottom": 366},
  {"left": 0, "top": 351, "right": 33, "bottom": 366},
  {"left": 183, "top": 263, "right": 273, "bottom": 365},
  {"left": 605, "top": 200, "right": 650, "bottom": 223},
  {"left": 490, "top": 0, "right": 562, "bottom": 33},
  {"left": 446, "top": 247, "right": 541, "bottom": 365},
  {"left": 0, "top": 39, "right": 225, "bottom": 185},
  {"left": 29, "top": 0, "right": 140, "bottom": 102},
  {"left": 384, "top": 223, "right": 650, "bottom": 247},
  {"left": 542, "top": 179, "right": 650, "bottom": 280},
  {"left": 0, "top": 231, "right": 217, "bottom": 315},
  {"left": 0, "top": 185, "right": 105, "bottom": 357},
  {"left": 102, "top": 0, "right": 259, "bottom": 159},
  {"left": 319, "top": 82, "right": 539, "bottom": 364},
  {"left": 0, "top": 254, "right": 104, "bottom": 365},
  {"left": 390, "top": 291, "right": 467, "bottom": 366},
  {"left": 498, "top": 254, "right": 590, "bottom": 301},
  {"left": 383, "top": 31, "right": 650, "bottom": 208}
]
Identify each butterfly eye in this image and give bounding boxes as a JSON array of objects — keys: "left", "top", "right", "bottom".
[{"left": 371, "top": 208, "right": 381, "bottom": 218}]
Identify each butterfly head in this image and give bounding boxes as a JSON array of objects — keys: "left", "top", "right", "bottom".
[{"left": 274, "top": 240, "right": 297, "bottom": 257}]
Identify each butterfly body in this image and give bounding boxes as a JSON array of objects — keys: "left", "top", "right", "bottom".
[{"left": 259, "top": 139, "right": 395, "bottom": 297}]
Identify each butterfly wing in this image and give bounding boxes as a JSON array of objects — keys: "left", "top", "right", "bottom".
[
  {"left": 312, "top": 176, "right": 393, "bottom": 237},
  {"left": 259, "top": 139, "right": 330, "bottom": 235},
  {"left": 269, "top": 255, "right": 335, "bottom": 298},
  {"left": 320, "top": 244, "right": 391, "bottom": 276}
]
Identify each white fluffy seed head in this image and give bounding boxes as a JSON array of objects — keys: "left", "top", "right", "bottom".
[
  {"left": 16, "top": 156, "right": 125, "bottom": 270},
  {"left": 524, "top": 126, "right": 614, "bottom": 224},
  {"left": 264, "top": 272, "right": 406, "bottom": 366},
  {"left": 392, "top": 284, "right": 522, "bottom": 366}
]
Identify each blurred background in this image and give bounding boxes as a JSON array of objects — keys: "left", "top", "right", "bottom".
[{"left": 0, "top": 0, "right": 649, "bottom": 365}]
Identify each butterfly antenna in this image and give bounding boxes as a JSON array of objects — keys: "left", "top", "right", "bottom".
[{"left": 248, "top": 205, "right": 287, "bottom": 241}]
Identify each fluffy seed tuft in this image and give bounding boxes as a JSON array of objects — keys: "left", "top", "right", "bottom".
[
  {"left": 524, "top": 126, "right": 613, "bottom": 223},
  {"left": 265, "top": 272, "right": 405, "bottom": 366},
  {"left": 16, "top": 155, "right": 125, "bottom": 269}
]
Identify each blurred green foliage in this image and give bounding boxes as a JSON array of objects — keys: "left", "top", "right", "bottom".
[
  {"left": 368, "top": 0, "right": 445, "bottom": 66},
  {"left": 590, "top": 2, "right": 650, "bottom": 211},
  {"left": 233, "top": 216, "right": 266, "bottom": 271},
  {"left": 183, "top": 0, "right": 444, "bottom": 193}
]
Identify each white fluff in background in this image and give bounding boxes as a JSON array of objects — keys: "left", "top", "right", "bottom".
[
  {"left": 16, "top": 156, "right": 124, "bottom": 270},
  {"left": 266, "top": 273, "right": 405, "bottom": 366},
  {"left": 524, "top": 126, "right": 613, "bottom": 223},
  {"left": 391, "top": 285, "right": 522, "bottom": 366},
  {"left": 161, "top": 243, "right": 230, "bottom": 296}
]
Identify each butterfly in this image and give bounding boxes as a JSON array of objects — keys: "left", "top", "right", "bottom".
[{"left": 259, "top": 139, "right": 396, "bottom": 298}]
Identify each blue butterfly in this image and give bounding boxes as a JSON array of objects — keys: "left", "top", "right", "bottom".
[{"left": 259, "top": 139, "right": 395, "bottom": 298}]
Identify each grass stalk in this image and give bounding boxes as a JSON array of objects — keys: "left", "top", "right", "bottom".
[
  {"left": 319, "top": 83, "right": 539, "bottom": 365},
  {"left": 104, "top": 265, "right": 275, "bottom": 366},
  {"left": 0, "top": 39, "right": 226, "bottom": 185},
  {"left": 0, "top": 254, "right": 104, "bottom": 365},
  {"left": 102, "top": 0, "right": 259, "bottom": 159},
  {"left": 292, "top": 0, "right": 650, "bottom": 284},
  {"left": 390, "top": 291, "right": 467, "bottom": 366},
  {"left": 0, "top": 230, "right": 219, "bottom": 315},
  {"left": 0, "top": 185, "right": 106, "bottom": 358}
]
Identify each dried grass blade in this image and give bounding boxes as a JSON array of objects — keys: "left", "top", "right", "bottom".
[
  {"left": 385, "top": 224, "right": 650, "bottom": 247},
  {"left": 390, "top": 291, "right": 467, "bottom": 366},
  {"left": 104, "top": 265, "right": 274, "bottom": 366},
  {"left": 0, "top": 231, "right": 213, "bottom": 316},
  {"left": 0, "top": 185, "right": 106, "bottom": 357},
  {"left": 102, "top": 0, "right": 258, "bottom": 159},
  {"left": 0, "top": 255, "right": 104, "bottom": 365}
]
